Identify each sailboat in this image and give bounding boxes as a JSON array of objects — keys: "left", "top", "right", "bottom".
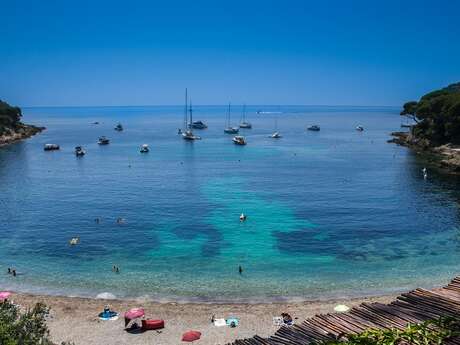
[
  {"left": 224, "top": 103, "right": 239, "bottom": 134},
  {"left": 270, "top": 115, "right": 282, "bottom": 138},
  {"left": 182, "top": 89, "right": 200, "bottom": 141},
  {"left": 239, "top": 104, "right": 252, "bottom": 129}
]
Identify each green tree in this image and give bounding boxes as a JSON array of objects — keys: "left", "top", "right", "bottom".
[
  {"left": 0, "top": 300, "right": 72, "bottom": 345},
  {"left": 400, "top": 82, "right": 460, "bottom": 145}
]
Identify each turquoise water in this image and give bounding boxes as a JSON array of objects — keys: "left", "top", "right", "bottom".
[{"left": 1, "top": 105, "right": 460, "bottom": 302}]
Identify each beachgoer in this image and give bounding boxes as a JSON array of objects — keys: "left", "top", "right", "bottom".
[
  {"left": 239, "top": 265, "right": 243, "bottom": 274},
  {"left": 7, "top": 268, "right": 11, "bottom": 274},
  {"left": 95, "top": 218, "right": 100, "bottom": 224},
  {"left": 116, "top": 266, "right": 120, "bottom": 273},
  {"left": 12, "top": 269, "right": 16, "bottom": 277},
  {"left": 211, "top": 314, "right": 215, "bottom": 323}
]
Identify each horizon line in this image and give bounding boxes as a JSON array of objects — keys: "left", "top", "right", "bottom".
[{"left": 22, "top": 104, "right": 400, "bottom": 109}]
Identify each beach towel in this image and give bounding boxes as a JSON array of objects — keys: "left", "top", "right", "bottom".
[{"left": 213, "top": 318, "right": 226, "bottom": 327}]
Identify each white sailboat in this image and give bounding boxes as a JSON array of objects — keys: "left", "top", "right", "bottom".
[
  {"left": 224, "top": 103, "right": 239, "bottom": 134},
  {"left": 182, "top": 88, "right": 200, "bottom": 141},
  {"left": 239, "top": 104, "right": 252, "bottom": 129},
  {"left": 271, "top": 115, "right": 281, "bottom": 138}
]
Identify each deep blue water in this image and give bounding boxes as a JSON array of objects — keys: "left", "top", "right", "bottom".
[{"left": 1, "top": 105, "right": 460, "bottom": 302}]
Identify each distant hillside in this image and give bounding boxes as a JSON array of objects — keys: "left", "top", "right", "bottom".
[
  {"left": 401, "top": 82, "right": 460, "bottom": 145},
  {"left": 0, "top": 99, "right": 44, "bottom": 145}
]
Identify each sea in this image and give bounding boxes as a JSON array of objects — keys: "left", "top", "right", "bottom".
[{"left": 1, "top": 105, "right": 460, "bottom": 302}]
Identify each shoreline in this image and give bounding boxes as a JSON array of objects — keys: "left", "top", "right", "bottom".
[
  {"left": 388, "top": 131, "right": 460, "bottom": 174},
  {"left": 11, "top": 291, "right": 398, "bottom": 345},
  {"left": 0, "top": 123, "right": 45, "bottom": 147}
]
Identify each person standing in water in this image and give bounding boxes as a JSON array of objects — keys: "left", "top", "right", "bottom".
[{"left": 239, "top": 265, "right": 243, "bottom": 275}]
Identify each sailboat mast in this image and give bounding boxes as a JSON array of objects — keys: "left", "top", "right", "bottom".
[
  {"left": 243, "top": 104, "right": 246, "bottom": 122},
  {"left": 228, "top": 103, "right": 231, "bottom": 127},
  {"left": 189, "top": 99, "right": 193, "bottom": 127},
  {"left": 184, "top": 88, "right": 188, "bottom": 130}
]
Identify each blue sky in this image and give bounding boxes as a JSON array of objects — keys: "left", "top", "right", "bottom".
[{"left": 1, "top": 0, "right": 459, "bottom": 106}]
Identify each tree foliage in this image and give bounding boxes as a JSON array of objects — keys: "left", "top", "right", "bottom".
[
  {"left": 319, "top": 316, "right": 460, "bottom": 345},
  {"left": 0, "top": 300, "right": 72, "bottom": 345},
  {"left": 401, "top": 82, "right": 460, "bottom": 145},
  {"left": 0, "top": 99, "right": 23, "bottom": 134}
]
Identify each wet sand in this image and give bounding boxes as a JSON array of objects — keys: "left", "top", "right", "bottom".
[{"left": 12, "top": 293, "right": 396, "bottom": 345}]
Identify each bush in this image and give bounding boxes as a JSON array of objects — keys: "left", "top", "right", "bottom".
[
  {"left": 0, "top": 300, "right": 73, "bottom": 345},
  {"left": 319, "top": 316, "right": 460, "bottom": 345}
]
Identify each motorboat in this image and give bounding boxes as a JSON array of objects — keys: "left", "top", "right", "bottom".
[
  {"left": 224, "top": 103, "right": 239, "bottom": 134},
  {"left": 114, "top": 123, "right": 123, "bottom": 131},
  {"left": 271, "top": 131, "right": 282, "bottom": 139},
  {"left": 307, "top": 125, "right": 320, "bottom": 131},
  {"left": 75, "top": 146, "right": 86, "bottom": 156},
  {"left": 98, "top": 136, "right": 110, "bottom": 145},
  {"left": 140, "top": 144, "right": 149, "bottom": 153},
  {"left": 43, "top": 144, "right": 60, "bottom": 151},
  {"left": 232, "top": 136, "right": 246, "bottom": 145},
  {"left": 189, "top": 120, "right": 207, "bottom": 129},
  {"left": 239, "top": 104, "right": 252, "bottom": 128},
  {"left": 356, "top": 125, "right": 364, "bottom": 131}
]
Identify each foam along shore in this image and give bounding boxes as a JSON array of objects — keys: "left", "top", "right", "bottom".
[
  {"left": 10, "top": 293, "right": 395, "bottom": 345},
  {"left": 0, "top": 123, "right": 45, "bottom": 146}
]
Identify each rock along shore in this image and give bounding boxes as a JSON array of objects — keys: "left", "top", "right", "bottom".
[
  {"left": 0, "top": 123, "right": 45, "bottom": 147},
  {"left": 388, "top": 131, "right": 460, "bottom": 174}
]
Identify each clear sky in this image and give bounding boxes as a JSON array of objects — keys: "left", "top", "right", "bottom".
[{"left": 1, "top": 0, "right": 459, "bottom": 107}]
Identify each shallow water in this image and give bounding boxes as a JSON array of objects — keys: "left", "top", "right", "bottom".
[{"left": 1, "top": 105, "right": 460, "bottom": 302}]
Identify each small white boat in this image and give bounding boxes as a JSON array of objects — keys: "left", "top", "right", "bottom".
[
  {"left": 356, "top": 125, "right": 364, "bottom": 131},
  {"left": 75, "top": 146, "right": 86, "bottom": 156},
  {"left": 182, "top": 130, "right": 201, "bottom": 140},
  {"left": 114, "top": 123, "right": 123, "bottom": 131},
  {"left": 233, "top": 136, "right": 246, "bottom": 145},
  {"left": 69, "top": 237, "right": 80, "bottom": 245},
  {"left": 271, "top": 116, "right": 281, "bottom": 138},
  {"left": 98, "top": 136, "right": 110, "bottom": 145},
  {"left": 140, "top": 144, "right": 149, "bottom": 153},
  {"left": 43, "top": 144, "right": 60, "bottom": 151},
  {"left": 307, "top": 125, "right": 320, "bottom": 131}
]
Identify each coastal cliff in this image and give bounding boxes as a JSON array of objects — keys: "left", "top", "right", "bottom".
[
  {"left": 0, "top": 99, "right": 44, "bottom": 146},
  {"left": 389, "top": 82, "right": 460, "bottom": 173}
]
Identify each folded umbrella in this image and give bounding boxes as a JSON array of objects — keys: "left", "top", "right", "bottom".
[{"left": 124, "top": 308, "right": 145, "bottom": 327}]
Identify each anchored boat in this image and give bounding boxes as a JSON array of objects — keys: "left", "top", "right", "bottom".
[
  {"left": 233, "top": 135, "right": 247, "bottom": 145},
  {"left": 43, "top": 144, "right": 60, "bottom": 151},
  {"left": 224, "top": 103, "right": 239, "bottom": 134},
  {"left": 307, "top": 125, "right": 320, "bottom": 131},
  {"left": 75, "top": 146, "right": 86, "bottom": 156},
  {"left": 98, "top": 136, "right": 110, "bottom": 145},
  {"left": 182, "top": 89, "right": 201, "bottom": 140},
  {"left": 239, "top": 104, "right": 252, "bottom": 129}
]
